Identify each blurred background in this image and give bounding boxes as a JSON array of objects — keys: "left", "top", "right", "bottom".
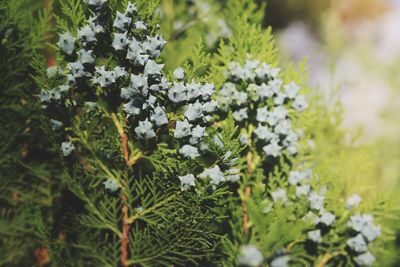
[{"left": 267, "top": 0, "right": 400, "bottom": 190}]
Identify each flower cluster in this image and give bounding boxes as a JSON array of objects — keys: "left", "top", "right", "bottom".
[
  {"left": 260, "top": 165, "right": 381, "bottom": 266},
  {"left": 40, "top": 1, "right": 235, "bottom": 192},
  {"left": 347, "top": 211, "right": 381, "bottom": 266},
  {"left": 169, "top": 68, "right": 217, "bottom": 160},
  {"left": 270, "top": 168, "right": 336, "bottom": 228},
  {"left": 216, "top": 59, "right": 308, "bottom": 158}
]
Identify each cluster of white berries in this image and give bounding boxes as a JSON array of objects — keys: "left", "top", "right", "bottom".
[
  {"left": 346, "top": 211, "right": 381, "bottom": 266},
  {"left": 269, "top": 172, "right": 380, "bottom": 266},
  {"left": 178, "top": 163, "right": 240, "bottom": 191},
  {"left": 216, "top": 59, "right": 308, "bottom": 158},
  {"left": 270, "top": 169, "right": 336, "bottom": 229},
  {"left": 41, "top": 0, "right": 235, "bottom": 192}
]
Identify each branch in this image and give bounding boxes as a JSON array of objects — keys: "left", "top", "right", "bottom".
[{"left": 242, "top": 125, "right": 255, "bottom": 234}]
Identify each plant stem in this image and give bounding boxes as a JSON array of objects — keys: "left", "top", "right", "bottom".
[
  {"left": 242, "top": 124, "right": 255, "bottom": 234},
  {"left": 111, "top": 113, "right": 131, "bottom": 267}
]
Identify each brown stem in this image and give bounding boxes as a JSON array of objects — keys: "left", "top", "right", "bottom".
[
  {"left": 34, "top": 247, "right": 49, "bottom": 267},
  {"left": 120, "top": 132, "right": 129, "bottom": 165},
  {"left": 44, "top": 0, "right": 56, "bottom": 67},
  {"left": 120, "top": 196, "right": 130, "bottom": 267},
  {"left": 112, "top": 113, "right": 131, "bottom": 267}
]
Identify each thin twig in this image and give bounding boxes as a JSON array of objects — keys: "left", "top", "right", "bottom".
[{"left": 111, "top": 113, "right": 131, "bottom": 267}]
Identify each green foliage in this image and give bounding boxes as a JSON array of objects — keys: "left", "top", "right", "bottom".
[
  {"left": 0, "top": 0, "right": 62, "bottom": 266},
  {"left": 0, "top": 0, "right": 398, "bottom": 266}
]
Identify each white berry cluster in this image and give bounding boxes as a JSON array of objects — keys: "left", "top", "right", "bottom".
[
  {"left": 40, "top": 0, "right": 232, "bottom": 192},
  {"left": 216, "top": 59, "right": 308, "bottom": 158},
  {"left": 169, "top": 68, "right": 217, "bottom": 159},
  {"left": 270, "top": 169, "right": 336, "bottom": 228},
  {"left": 270, "top": 166, "right": 380, "bottom": 266},
  {"left": 347, "top": 212, "right": 381, "bottom": 266}
]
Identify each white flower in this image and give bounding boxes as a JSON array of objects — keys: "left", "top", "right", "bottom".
[
  {"left": 112, "top": 32, "right": 129, "bottom": 50},
  {"left": 346, "top": 194, "right": 362, "bottom": 209},
  {"left": 225, "top": 168, "right": 240, "bottom": 182},
  {"left": 103, "top": 179, "right": 119, "bottom": 192},
  {"left": 174, "top": 120, "right": 192, "bottom": 138},
  {"left": 274, "top": 92, "right": 286, "bottom": 105},
  {"left": 348, "top": 214, "right": 375, "bottom": 233},
  {"left": 87, "top": 15, "right": 104, "bottom": 33},
  {"left": 134, "top": 119, "right": 156, "bottom": 140},
  {"left": 150, "top": 106, "right": 168, "bottom": 126},
  {"left": 308, "top": 191, "right": 325, "bottom": 210},
  {"left": 61, "top": 141, "right": 75, "bottom": 156},
  {"left": 271, "top": 188, "right": 287, "bottom": 204},
  {"left": 130, "top": 74, "right": 148, "bottom": 93},
  {"left": 292, "top": 95, "right": 308, "bottom": 111},
  {"left": 134, "top": 20, "right": 147, "bottom": 30},
  {"left": 198, "top": 165, "right": 225, "bottom": 186},
  {"left": 67, "top": 61, "right": 87, "bottom": 78},
  {"left": 352, "top": 214, "right": 374, "bottom": 231},
  {"left": 233, "top": 91, "right": 248, "bottom": 106},
  {"left": 240, "top": 133, "right": 248, "bottom": 145},
  {"left": 46, "top": 66, "right": 62, "bottom": 78},
  {"left": 189, "top": 125, "right": 206, "bottom": 145},
  {"left": 186, "top": 82, "right": 201, "bottom": 100},
  {"left": 255, "top": 63, "right": 271, "bottom": 79},
  {"left": 202, "top": 100, "right": 217, "bottom": 113},
  {"left": 254, "top": 124, "right": 273, "bottom": 140},
  {"left": 113, "top": 66, "right": 127, "bottom": 79},
  {"left": 284, "top": 82, "right": 300, "bottom": 99},
  {"left": 77, "top": 49, "right": 95, "bottom": 64},
  {"left": 173, "top": 67, "right": 185, "bottom": 80},
  {"left": 296, "top": 184, "right": 311, "bottom": 197},
  {"left": 113, "top": 11, "right": 132, "bottom": 30},
  {"left": 168, "top": 82, "right": 187, "bottom": 103},
  {"left": 256, "top": 83, "right": 274, "bottom": 99},
  {"left": 263, "top": 142, "right": 281, "bottom": 157},
  {"left": 361, "top": 222, "right": 381, "bottom": 242},
  {"left": 308, "top": 229, "right": 322, "bottom": 243},
  {"left": 268, "top": 79, "right": 283, "bottom": 94},
  {"left": 232, "top": 108, "right": 248, "bottom": 122},
  {"left": 256, "top": 106, "right": 269, "bottom": 122},
  {"left": 142, "top": 35, "right": 166, "bottom": 57},
  {"left": 318, "top": 211, "right": 336, "bottom": 226},
  {"left": 92, "top": 66, "right": 116, "bottom": 87},
  {"left": 57, "top": 32, "right": 75, "bottom": 55},
  {"left": 178, "top": 174, "right": 196, "bottom": 191},
  {"left": 125, "top": 2, "right": 137, "bottom": 15},
  {"left": 179, "top": 145, "right": 199, "bottom": 159},
  {"left": 347, "top": 234, "right": 368, "bottom": 253},
  {"left": 77, "top": 25, "right": 96, "bottom": 43},
  {"left": 184, "top": 101, "right": 204, "bottom": 121},
  {"left": 270, "top": 255, "right": 290, "bottom": 267},
  {"left": 237, "top": 245, "right": 263, "bottom": 267},
  {"left": 50, "top": 119, "right": 63, "bottom": 130},
  {"left": 267, "top": 106, "right": 287, "bottom": 126},
  {"left": 288, "top": 170, "right": 310, "bottom": 185},
  {"left": 200, "top": 83, "right": 214, "bottom": 100},
  {"left": 269, "top": 68, "right": 281, "bottom": 78},
  {"left": 123, "top": 100, "right": 140, "bottom": 116},
  {"left": 126, "top": 38, "right": 148, "bottom": 66},
  {"left": 354, "top": 252, "right": 376, "bottom": 266},
  {"left": 274, "top": 119, "right": 291, "bottom": 135},
  {"left": 144, "top": 60, "right": 164, "bottom": 76}
]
